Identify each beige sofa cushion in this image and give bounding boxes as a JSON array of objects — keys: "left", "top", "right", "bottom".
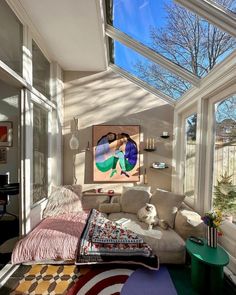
[
  {"left": 99, "top": 203, "right": 121, "bottom": 213},
  {"left": 120, "top": 189, "right": 150, "bottom": 214},
  {"left": 151, "top": 189, "right": 185, "bottom": 228},
  {"left": 175, "top": 209, "right": 204, "bottom": 240}
]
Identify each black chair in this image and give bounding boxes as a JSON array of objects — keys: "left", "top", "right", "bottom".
[{"left": 0, "top": 175, "right": 19, "bottom": 219}]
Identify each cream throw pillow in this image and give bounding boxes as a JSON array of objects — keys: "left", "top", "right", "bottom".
[
  {"left": 43, "top": 186, "right": 83, "bottom": 218},
  {"left": 121, "top": 189, "right": 150, "bottom": 214},
  {"left": 175, "top": 209, "right": 204, "bottom": 240},
  {"left": 151, "top": 189, "right": 185, "bottom": 228}
]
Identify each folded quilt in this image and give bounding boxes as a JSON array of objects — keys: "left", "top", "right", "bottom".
[{"left": 76, "top": 209, "right": 159, "bottom": 270}]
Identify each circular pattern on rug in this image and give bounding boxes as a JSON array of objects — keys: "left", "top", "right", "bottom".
[{"left": 66, "top": 267, "right": 134, "bottom": 295}]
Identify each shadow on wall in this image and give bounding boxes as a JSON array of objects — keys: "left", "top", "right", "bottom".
[{"left": 63, "top": 70, "right": 174, "bottom": 192}]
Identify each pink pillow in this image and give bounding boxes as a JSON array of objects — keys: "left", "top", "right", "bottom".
[{"left": 43, "top": 186, "right": 83, "bottom": 218}]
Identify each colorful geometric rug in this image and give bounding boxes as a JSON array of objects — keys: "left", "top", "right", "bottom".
[
  {"left": 67, "top": 266, "right": 135, "bottom": 295},
  {"left": 67, "top": 266, "right": 177, "bottom": 295},
  {"left": 0, "top": 264, "right": 81, "bottom": 295}
]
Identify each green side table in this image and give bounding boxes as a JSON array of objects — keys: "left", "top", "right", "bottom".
[{"left": 186, "top": 238, "right": 229, "bottom": 294}]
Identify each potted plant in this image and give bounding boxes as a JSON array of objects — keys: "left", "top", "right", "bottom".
[{"left": 214, "top": 172, "right": 236, "bottom": 222}]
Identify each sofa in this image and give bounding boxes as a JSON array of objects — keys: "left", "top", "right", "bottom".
[
  {"left": 11, "top": 185, "right": 204, "bottom": 265},
  {"left": 93, "top": 187, "right": 204, "bottom": 264}
]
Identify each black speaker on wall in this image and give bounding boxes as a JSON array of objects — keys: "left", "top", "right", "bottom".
[{"left": 0, "top": 175, "right": 8, "bottom": 187}]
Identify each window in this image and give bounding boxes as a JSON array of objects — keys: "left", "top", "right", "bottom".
[
  {"left": 32, "top": 40, "right": 51, "bottom": 98},
  {"left": 108, "top": 0, "right": 236, "bottom": 77},
  {"left": 184, "top": 113, "right": 197, "bottom": 202},
  {"left": 213, "top": 95, "right": 236, "bottom": 221},
  {"left": 33, "top": 104, "right": 48, "bottom": 204},
  {"left": 0, "top": 0, "right": 23, "bottom": 75},
  {"left": 112, "top": 39, "right": 192, "bottom": 100},
  {"left": 211, "top": 0, "right": 236, "bottom": 13}
]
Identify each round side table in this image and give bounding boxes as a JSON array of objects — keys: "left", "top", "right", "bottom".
[{"left": 186, "top": 238, "right": 229, "bottom": 294}]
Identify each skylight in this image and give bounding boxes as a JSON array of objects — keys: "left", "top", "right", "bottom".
[
  {"left": 112, "top": 39, "right": 192, "bottom": 100},
  {"left": 106, "top": 0, "right": 236, "bottom": 101},
  {"left": 211, "top": 0, "right": 236, "bottom": 13}
]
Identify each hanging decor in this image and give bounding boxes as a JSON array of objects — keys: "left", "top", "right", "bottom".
[
  {"left": 93, "top": 125, "right": 140, "bottom": 182},
  {"left": 0, "top": 121, "right": 13, "bottom": 147}
]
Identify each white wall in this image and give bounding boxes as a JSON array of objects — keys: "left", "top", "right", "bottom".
[
  {"left": 0, "top": 79, "right": 19, "bottom": 216},
  {"left": 63, "top": 69, "right": 174, "bottom": 193}
]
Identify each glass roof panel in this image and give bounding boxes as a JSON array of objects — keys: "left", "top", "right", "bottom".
[
  {"left": 112, "top": 39, "right": 192, "bottom": 100},
  {"left": 211, "top": 0, "right": 236, "bottom": 13},
  {"left": 109, "top": 0, "right": 236, "bottom": 77}
]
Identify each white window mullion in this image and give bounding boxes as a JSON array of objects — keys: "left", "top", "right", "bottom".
[
  {"left": 22, "top": 25, "right": 32, "bottom": 85},
  {"left": 195, "top": 98, "right": 208, "bottom": 214},
  {"left": 175, "top": 0, "right": 236, "bottom": 38}
]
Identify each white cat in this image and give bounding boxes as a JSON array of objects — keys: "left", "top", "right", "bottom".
[{"left": 137, "top": 203, "right": 169, "bottom": 230}]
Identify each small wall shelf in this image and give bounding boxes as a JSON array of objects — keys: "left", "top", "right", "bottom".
[
  {"left": 160, "top": 135, "right": 170, "bottom": 139},
  {"left": 150, "top": 166, "right": 168, "bottom": 169},
  {"left": 144, "top": 148, "right": 156, "bottom": 152}
]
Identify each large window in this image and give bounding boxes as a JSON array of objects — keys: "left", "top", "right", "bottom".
[
  {"left": 113, "top": 39, "right": 191, "bottom": 100},
  {"left": 33, "top": 104, "right": 48, "bottom": 204},
  {"left": 32, "top": 40, "right": 51, "bottom": 98},
  {"left": 0, "top": 0, "right": 23, "bottom": 75},
  {"left": 106, "top": 0, "right": 236, "bottom": 101},
  {"left": 184, "top": 113, "right": 197, "bottom": 202},
  {"left": 213, "top": 95, "right": 236, "bottom": 221}
]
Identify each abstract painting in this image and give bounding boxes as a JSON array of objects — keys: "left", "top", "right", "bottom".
[
  {"left": 93, "top": 125, "right": 140, "bottom": 182},
  {"left": 0, "top": 121, "right": 13, "bottom": 147}
]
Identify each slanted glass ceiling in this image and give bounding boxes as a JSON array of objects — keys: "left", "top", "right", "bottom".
[
  {"left": 211, "top": 0, "right": 236, "bottom": 13},
  {"left": 106, "top": 0, "right": 236, "bottom": 101},
  {"left": 112, "top": 39, "right": 192, "bottom": 100}
]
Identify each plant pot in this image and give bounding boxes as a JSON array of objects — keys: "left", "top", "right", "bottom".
[{"left": 207, "top": 226, "right": 218, "bottom": 248}]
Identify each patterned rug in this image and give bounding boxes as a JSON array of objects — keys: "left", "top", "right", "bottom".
[
  {"left": 0, "top": 264, "right": 83, "bottom": 295},
  {"left": 0, "top": 264, "right": 178, "bottom": 295},
  {"left": 66, "top": 267, "right": 135, "bottom": 295}
]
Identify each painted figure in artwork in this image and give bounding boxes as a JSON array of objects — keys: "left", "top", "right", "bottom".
[{"left": 95, "top": 132, "right": 138, "bottom": 178}]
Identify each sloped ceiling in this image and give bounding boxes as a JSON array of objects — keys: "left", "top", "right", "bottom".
[{"left": 19, "top": 0, "right": 107, "bottom": 71}]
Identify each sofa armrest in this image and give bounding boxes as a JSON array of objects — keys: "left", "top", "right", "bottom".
[{"left": 175, "top": 209, "right": 204, "bottom": 240}]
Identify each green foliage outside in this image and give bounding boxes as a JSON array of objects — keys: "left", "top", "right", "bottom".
[{"left": 214, "top": 172, "right": 236, "bottom": 215}]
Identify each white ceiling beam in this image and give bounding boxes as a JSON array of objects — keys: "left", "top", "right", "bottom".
[
  {"left": 105, "top": 24, "right": 200, "bottom": 87},
  {"left": 175, "top": 0, "right": 236, "bottom": 38},
  {"left": 109, "top": 63, "right": 176, "bottom": 107}
]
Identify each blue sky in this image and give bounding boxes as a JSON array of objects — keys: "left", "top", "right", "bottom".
[{"left": 113, "top": 0, "right": 169, "bottom": 73}]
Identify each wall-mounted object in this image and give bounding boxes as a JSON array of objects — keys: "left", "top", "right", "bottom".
[
  {"left": 0, "top": 148, "right": 7, "bottom": 164},
  {"left": 86, "top": 141, "right": 90, "bottom": 151},
  {"left": 0, "top": 121, "right": 13, "bottom": 147},
  {"left": 69, "top": 133, "right": 79, "bottom": 150},
  {"left": 151, "top": 162, "right": 168, "bottom": 169},
  {"left": 160, "top": 131, "right": 169, "bottom": 139},
  {"left": 144, "top": 137, "right": 156, "bottom": 151},
  {"left": 93, "top": 125, "right": 140, "bottom": 182}
]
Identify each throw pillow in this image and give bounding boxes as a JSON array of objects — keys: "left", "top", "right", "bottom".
[
  {"left": 175, "top": 209, "right": 204, "bottom": 240},
  {"left": 123, "top": 185, "right": 151, "bottom": 194},
  {"left": 121, "top": 189, "right": 150, "bottom": 214},
  {"left": 43, "top": 186, "right": 83, "bottom": 218},
  {"left": 151, "top": 189, "right": 185, "bottom": 228}
]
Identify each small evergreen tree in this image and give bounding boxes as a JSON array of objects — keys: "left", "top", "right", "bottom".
[{"left": 214, "top": 172, "right": 236, "bottom": 214}]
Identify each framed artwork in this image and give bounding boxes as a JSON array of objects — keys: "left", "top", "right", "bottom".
[
  {"left": 0, "top": 121, "right": 13, "bottom": 147},
  {"left": 0, "top": 148, "right": 7, "bottom": 164},
  {"left": 93, "top": 125, "right": 140, "bottom": 182}
]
